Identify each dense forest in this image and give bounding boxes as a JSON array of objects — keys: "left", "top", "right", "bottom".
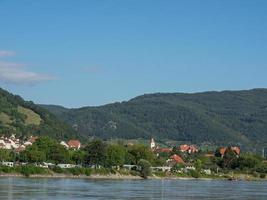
[
  {"left": 41, "top": 89, "right": 267, "bottom": 150},
  {"left": 0, "top": 87, "right": 79, "bottom": 140}
]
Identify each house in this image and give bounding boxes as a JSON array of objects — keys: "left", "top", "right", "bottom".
[
  {"left": 219, "top": 146, "right": 241, "bottom": 157},
  {"left": 1, "top": 161, "right": 14, "bottom": 167},
  {"left": 60, "top": 141, "right": 69, "bottom": 149},
  {"left": 167, "top": 154, "right": 185, "bottom": 167},
  {"left": 0, "top": 140, "right": 6, "bottom": 149},
  {"left": 28, "top": 136, "right": 39, "bottom": 143},
  {"left": 170, "top": 154, "right": 185, "bottom": 164},
  {"left": 57, "top": 164, "right": 77, "bottom": 169},
  {"left": 179, "top": 144, "right": 198, "bottom": 154},
  {"left": 68, "top": 140, "right": 81, "bottom": 150},
  {"left": 23, "top": 141, "right": 32, "bottom": 147}
]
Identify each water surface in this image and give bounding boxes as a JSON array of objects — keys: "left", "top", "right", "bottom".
[{"left": 0, "top": 177, "right": 266, "bottom": 199}]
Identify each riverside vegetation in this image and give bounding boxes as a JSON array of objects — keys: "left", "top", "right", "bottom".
[{"left": 0, "top": 136, "right": 266, "bottom": 180}]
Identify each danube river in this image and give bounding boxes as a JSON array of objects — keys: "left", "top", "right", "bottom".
[{"left": 0, "top": 177, "right": 266, "bottom": 199}]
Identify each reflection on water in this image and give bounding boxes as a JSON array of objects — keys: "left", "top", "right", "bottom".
[{"left": 0, "top": 177, "right": 266, "bottom": 200}]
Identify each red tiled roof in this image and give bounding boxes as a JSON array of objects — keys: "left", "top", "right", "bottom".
[
  {"left": 179, "top": 144, "right": 198, "bottom": 153},
  {"left": 220, "top": 147, "right": 241, "bottom": 156},
  {"left": 231, "top": 147, "right": 241, "bottom": 155},
  {"left": 68, "top": 140, "right": 81, "bottom": 148},
  {"left": 179, "top": 145, "right": 190, "bottom": 152},
  {"left": 155, "top": 148, "right": 172, "bottom": 153},
  {"left": 219, "top": 147, "right": 227, "bottom": 155},
  {"left": 170, "top": 154, "right": 185, "bottom": 164},
  {"left": 29, "top": 136, "right": 39, "bottom": 143}
]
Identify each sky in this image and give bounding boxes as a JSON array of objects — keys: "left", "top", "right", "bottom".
[{"left": 0, "top": 0, "right": 267, "bottom": 108}]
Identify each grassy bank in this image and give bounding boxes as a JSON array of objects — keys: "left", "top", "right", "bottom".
[{"left": 0, "top": 165, "right": 266, "bottom": 181}]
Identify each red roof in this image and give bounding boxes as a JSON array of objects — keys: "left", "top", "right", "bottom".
[
  {"left": 179, "top": 144, "right": 198, "bottom": 153},
  {"left": 29, "top": 136, "right": 39, "bottom": 143},
  {"left": 219, "top": 147, "right": 227, "bottom": 155},
  {"left": 68, "top": 140, "right": 81, "bottom": 149},
  {"left": 170, "top": 154, "right": 185, "bottom": 164},
  {"left": 155, "top": 148, "right": 172, "bottom": 153},
  {"left": 219, "top": 147, "right": 240, "bottom": 156},
  {"left": 231, "top": 147, "right": 241, "bottom": 155},
  {"left": 179, "top": 145, "right": 190, "bottom": 152}
]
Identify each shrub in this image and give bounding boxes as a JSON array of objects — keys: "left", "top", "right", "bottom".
[
  {"left": 93, "top": 168, "right": 110, "bottom": 175},
  {"left": 84, "top": 168, "right": 92, "bottom": 176},
  {"left": 260, "top": 173, "right": 266, "bottom": 179},
  {"left": 252, "top": 171, "right": 259, "bottom": 178},
  {"left": 130, "top": 170, "right": 140, "bottom": 176},
  {"left": 0, "top": 166, "right": 14, "bottom": 173},
  {"left": 189, "top": 170, "right": 200, "bottom": 178},
  {"left": 51, "top": 166, "right": 64, "bottom": 174},
  {"left": 18, "top": 165, "right": 48, "bottom": 177},
  {"left": 138, "top": 159, "right": 151, "bottom": 179}
]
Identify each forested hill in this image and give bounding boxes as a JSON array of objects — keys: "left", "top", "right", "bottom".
[
  {"left": 41, "top": 89, "right": 267, "bottom": 149},
  {"left": 0, "top": 87, "right": 79, "bottom": 140}
]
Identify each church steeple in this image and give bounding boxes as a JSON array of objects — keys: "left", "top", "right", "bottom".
[{"left": 150, "top": 138, "right": 156, "bottom": 149}]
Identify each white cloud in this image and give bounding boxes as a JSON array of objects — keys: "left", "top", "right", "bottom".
[
  {"left": 0, "top": 50, "right": 16, "bottom": 57},
  {"left": 0, "top": 61, "right": 55, "bottom": 84}
]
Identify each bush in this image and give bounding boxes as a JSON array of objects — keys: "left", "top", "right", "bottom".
[
  {"left": 252, "top": 171, "right": 259, "bottom": 178},
  {"left": 260, "top": 173, "right": 266, "bottom": 179},
  {"left": 18, "top": 165, "right": 48, "bottom": 177},
  {"left": 67, "top": 167, "right": 92, "bottom": 176},
  {"left": 138, "top": 159, "right": 151, "bottom": 179},
  {"left": 130, "top": 170, "right": 140, "bottom": 176},
  {"left": 84, "top": 168, "right": 92, "bottom": 176},
  {"left": 154, "top": 171, "right": 167, "bottom": 178},
  {"left": 93, "top": 168, "right": 110, "bottom": 175},
  {"left": 0, "top": 166, "right": 15, "bottom": 173},
  {"left": 189, "top": 170, "right": 200, "bottom": 178},
  {"left": 51, "top": 166, "right": 64, "bottom": 174}
]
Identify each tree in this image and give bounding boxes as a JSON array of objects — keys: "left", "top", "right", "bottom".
[
  {"left": 22, "top": 146, "right": 46, "bottom": 163},
  {"left": 84, "top": 139, "right": 107, "bottom": 168},
  {"left": 106, "top": 144, "right": 126, "bottom": 168},
  {"left": 194, "top": 159, "right": 203, "bottom": 171},
  {"left": 49, "top": 144, "right": 70, "bottom": 164},
  {"left": 238, "top": 153, "right": 262, "bottom": 170},
  {"left": 221, "top": 148, "right": 239, "bottom": 169},
  {"left": 0, "top": 149, "right": 14, "bottom": 161},
  {"left": 127, "top": 144, "right": 155, "bottom": 165},
  {"left": 138, "top": 159, "right": 151, "bottom": 179},
  {"left": 71, "top": 150, "right": 86, "bottom": 165}
]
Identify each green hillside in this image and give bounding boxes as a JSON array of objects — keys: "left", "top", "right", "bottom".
[
  {"left": 41, "top": 89, "right": 267, "bottom": 150},
  {"left": 0, "top": 87, "right": 79, "bottom": 140}
]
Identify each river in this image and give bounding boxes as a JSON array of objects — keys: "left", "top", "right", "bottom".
[{"left": 0, "top": 177, "right": 266, "bottom": 199}]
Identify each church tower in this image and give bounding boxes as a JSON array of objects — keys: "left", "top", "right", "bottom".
[{"left": 150, "top": 138, "right": 156, "bottom": 149}]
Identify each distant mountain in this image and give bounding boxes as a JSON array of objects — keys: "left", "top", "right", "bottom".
[
  {"left": 0, "top": 87, "right": 80, "bottom": 140},
  {"left": 41, "top": 89, "right": 267, "bottom": 149}
]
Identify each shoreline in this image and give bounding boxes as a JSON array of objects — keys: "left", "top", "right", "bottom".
[{"left": 0, "top": 173, "right": 266, "bottom": 181}]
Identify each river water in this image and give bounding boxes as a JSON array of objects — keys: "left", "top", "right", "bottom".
[{"left": 0, "top": 177, "right": 266, "bottom": 199}]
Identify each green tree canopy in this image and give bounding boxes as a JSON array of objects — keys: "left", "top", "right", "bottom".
[
  {"left": 84, "top": 139, "right": 107, "bottom": 167},
  {"left": 106, "top": 144, "right": 126, "bottom": 167}
]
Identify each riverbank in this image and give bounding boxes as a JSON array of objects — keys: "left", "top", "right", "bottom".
[{"left": 1, "top": 172, "right": 266, "bottom": 181}]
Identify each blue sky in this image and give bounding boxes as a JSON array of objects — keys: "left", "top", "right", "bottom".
[{"left": 0, "top": 0, "right": 267, "bottom": 107}]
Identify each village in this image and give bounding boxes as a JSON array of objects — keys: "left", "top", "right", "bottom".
[{"left": 0, "top": 133, "right": 252, "bottom": 180}]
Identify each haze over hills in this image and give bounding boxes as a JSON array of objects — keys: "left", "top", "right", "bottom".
[
  {"left": 0, "top": 87, "right": 79, "bottom": 140},
  {"left": 41, "top": 89, "right": 267, "bottom": 150}
]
